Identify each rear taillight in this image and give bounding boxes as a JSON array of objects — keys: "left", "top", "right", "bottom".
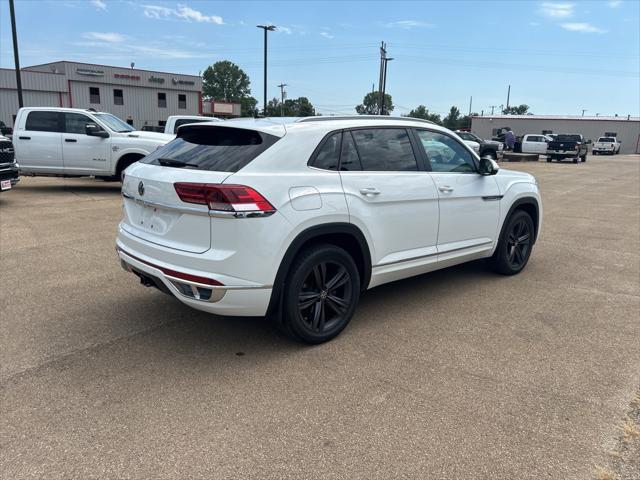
[{"left": 174, "top": 183, "right": 276, "bottom": 214}]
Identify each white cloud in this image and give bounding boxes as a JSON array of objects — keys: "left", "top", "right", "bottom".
[
  {"left": 142, "top": 4, "right": 223, "bottom": 24},
  {"left": 608, "top": 0, "right": 622, "bottom": 7},
  {"left": 384, "top": 20, "right": 433, "bottom": 29},
  {"left": 91, "top": 0, "right": 107, "bottom": 11},
  {"left": 561, "top": 22, "right": 606, "bottom": 33},
  {"left": 83, "top": 31, "right": 126, "bottom": 42},
  {"left": 320, "top": 32, "right": 334, "bottom": 39},
  {"left": 278, "top": 26, "right": 292, "bottom": 34},
  {"left": 540, "top": 2, "right": 574, "bottom": 18}
]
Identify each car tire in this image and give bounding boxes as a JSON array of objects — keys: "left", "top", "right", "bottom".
[
  {"left": 581, "top": 154, "right": 587, "bottom": 162},
  {"left": 489, "top": 210, "right": 535, "bottom": 276},
  {"left": 593, "top": 151, "right": 597, "bottom": 156},
  {"left": 546, "top": 157, "right": 552, "bottom": 163},
  {"left": 280, "top": 244, "right": 361, "bottom": 344},
  {"left": 573, "top": 157, "right": 578, "bottom": 163}
]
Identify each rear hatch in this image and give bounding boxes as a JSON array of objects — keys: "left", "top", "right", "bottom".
[{"left": 120, "top": 123, "right": 284, "bottom": 253}]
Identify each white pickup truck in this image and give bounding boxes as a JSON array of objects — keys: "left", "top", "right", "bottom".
[
  {"left": 14, "top": 107, "right": 174, "bottom": 180},
  {"left": 592, "top": 136, "right": 621, "bottom": 155},
  {"left": 163, "top": 115, "right": 220, "bottom": 135},
  {"left": 519, "top": 134, "right": 554, "bottom": 155}
]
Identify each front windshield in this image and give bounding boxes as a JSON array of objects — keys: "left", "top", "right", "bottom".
[{"left": 94, "top": 113, "right": 134, "bottom": 132}]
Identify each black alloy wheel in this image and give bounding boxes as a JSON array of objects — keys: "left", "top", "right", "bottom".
[
  {"left": 489, "top": 210, "right": 535, "bottom": 275},
  {"left": 281, "top": 245, "right": 360, "bottom": 344},
  {"left": 505, "top": 217, "right": 532, "bottom": 271}
]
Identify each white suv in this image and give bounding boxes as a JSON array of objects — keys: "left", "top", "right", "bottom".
[{"left": 116, "top": 117, "right": 542, "bottom": 343}]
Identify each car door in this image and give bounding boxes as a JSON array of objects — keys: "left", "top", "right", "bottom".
[
  {"left": 414, "top": 129, "right": 500, "bottom": 263},
  {"left": 338, "top": 128, "right": 440, "bottom": 286},
  {"left": 18, "top": 111, "right": 63, "bottom": 174},
  {"left": 62, "top": 112, "right": 111, "bottom": 174}
]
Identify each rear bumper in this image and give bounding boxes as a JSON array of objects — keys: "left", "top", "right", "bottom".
[
  {"left": 593, "top": 147, "right": 614, "bottom": 153},
  {"left": 546, "top": 151, "right": 579, "bottom": 157},
  {"left": 116, "top": 228, "right": 273, "bottom": 316}
]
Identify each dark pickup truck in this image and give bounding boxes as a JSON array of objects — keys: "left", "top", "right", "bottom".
[
  {"left": 546, "top": 134, "right": 588, "bottom": 163},
  {"left": 455, "top": 131, "right": 504, "bottom": 159}
]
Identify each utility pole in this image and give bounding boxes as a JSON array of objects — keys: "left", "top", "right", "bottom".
[
  {"left": 489, "top": 105, "right": 497, "bottom": 115},
  {"left": 481, "top": 109, "right": 484, "bottom": 116},
  {"left": 256, "top": 25, "right": 276, "bottom": 116},
  {"left": 9, "top": 0, "right": 23, "bottom": 108},
  {"left": 506, "top": 85, "right": 511, "bottom": 111},
  {"left": 581, "top": 109, "right": 587, "bottom": 117},
  {"left": 277, "top": 83, "right": 287, "bottom": 117},
  {"left": 377, "top": 42, "right": 393, "bottom": 115},
  {"left": 468, "top": 96, "right": 473, "bottom": 116}
]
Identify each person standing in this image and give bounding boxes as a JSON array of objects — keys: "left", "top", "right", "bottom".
[{"left": 505, "top": 127, "right": 516, "bottom": 151}]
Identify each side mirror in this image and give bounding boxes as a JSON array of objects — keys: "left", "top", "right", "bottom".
[
  {"left": 479, "top": 156, "right": 499, "bottom": 176},
  {"left": 85, "top": 123, "right": 109, "bottom": 138}
]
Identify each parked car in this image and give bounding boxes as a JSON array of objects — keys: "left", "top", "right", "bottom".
[
  {"left": 592, "top": 136, "right": 621, "bottom": 155},
  {"left": 455, "top": 130, "right": 503, "bottom": 159},
  {"left": 0, "top": 120, "right": 13, "bottom": 137},
  {"left": 519, "top": 134, "right": 554, "bottom": 155},
  {"left": 0, "top": 135, "right": 20, "bottom": 192},
  {"left": 546, "top": 134, "right": 588, "bottom": 163},
  {"left": 116, "top": 116, "right": 542, "bottom": 344},
  {"left": 164, "top": 115, "right": 221, "bottom": 135},
  {"left": 13, "top": 108, "right": 174, "bottom": 180}
]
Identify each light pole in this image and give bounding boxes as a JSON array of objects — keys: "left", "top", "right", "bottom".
[
  {"left": 380, "top": 57, "right": 393, "bottom": 115},
  {"left": 257, "top": 25, "right": 276, "bottom": 116},
  {"left": 9, "top": 0, "right": 23, "bottom": 108}
]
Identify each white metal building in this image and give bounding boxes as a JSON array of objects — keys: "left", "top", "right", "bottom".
[
  {"left": 471, "top": 115, "right": 640, "bottom": 154},
  {"left": 1, "top": 61, "right": 239, "bottom": 130}
]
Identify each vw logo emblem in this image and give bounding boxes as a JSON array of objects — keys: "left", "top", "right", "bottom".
[{"left": 138, "top": 181, "right": 145, "bottom": 196}]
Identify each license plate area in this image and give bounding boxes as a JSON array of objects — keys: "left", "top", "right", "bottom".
[{"left": 1, "top": 179, "right": 11, "bottom": 190}]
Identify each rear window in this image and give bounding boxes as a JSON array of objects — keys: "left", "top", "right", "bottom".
[
  {"left": 555, "top": 134, "right": 582, "bottom": 142},
  {"left": 598, "top": 137, "right": 615, "bottom": 142},
  {"left": 142, "top": 125, "right": 279, "bottom": 172},
  {"left": 25, "top": 111, "right": 61, "bottom": 132}
]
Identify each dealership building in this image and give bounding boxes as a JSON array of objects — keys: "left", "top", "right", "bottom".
[
  {"left": 471, "top": 115, "right": 640, "bottom": 154},
  {"left": 0, "top": 61, "right": 240, "bottom": 130}
]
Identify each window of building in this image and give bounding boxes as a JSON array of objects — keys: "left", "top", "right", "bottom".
[
  {"left": 178, "top": 94, "right": 187, "bottom": 109},
  {"left": 158, "top": 92, "right": 167, "bottom": 108},
  {"left": 89, "top": 87, "right": 100, "bottom": 104},
  {"left": 25, "top": 111, "right": 61, "bottom": 132},
  {"left": 114, "top": 89, "right": 124, "bottom": 105},
  {"left": 350, "top": 128, "right": 418, "bottom": 171}
]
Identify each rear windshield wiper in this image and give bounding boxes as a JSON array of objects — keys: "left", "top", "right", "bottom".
[{"left": 157, "top": 158, "right": 199, "bottom": 168}]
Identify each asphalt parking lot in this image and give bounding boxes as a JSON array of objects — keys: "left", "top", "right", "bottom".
[{"left": 1, "top": 155, "right": 639, "bottom": 479}]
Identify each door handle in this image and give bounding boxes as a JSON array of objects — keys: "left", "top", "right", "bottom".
[
  {"left": 359, "top": 187, "right": 381, "bottom": 196},
  {"left": 438, "top": 185, "right": 454, "bottom": 193},
  {"left": 18, "top": 136, "right": 31, "bottom": 140},
  {"left": 65, "top": 138, "right": 78, "bottom": 143}
]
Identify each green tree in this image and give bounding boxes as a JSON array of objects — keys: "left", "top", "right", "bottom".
[
  {"left": 502, "top": 104, "right": 531, "bottom": 115},
  {"left": 457, "top": 113, "right": 478, "bottom": 130},
  {"left": 442, "top": 106, "right": 461, "bottom": 130},
  {"left": 406, "top": 105, "right": 442, "bottom": 125},
  {"left": 264, "top": 96, "right": 316, "bottom": 117},
  {"left": 355, "top": 91, "right": 394, "bottom": 115},
  {"left": 202, "top": 60, "right": 257, "bottom": 116}
]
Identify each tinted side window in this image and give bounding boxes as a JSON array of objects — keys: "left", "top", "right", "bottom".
[
  {"left": 415, "top": 130, "right": 476, "bottom": 173},
  {"left": 25, "top": 111, "right": 61, "bottom": 132},
  {"left": 340, "top": 132, "right": 362, "bottom": 171},
  {"left": 311, "top": 132, "right": 341, "bottom": 170},
  {"left": 351, "top": 128, "right": 418, "bottom": 171},
  {"left": 64, "top": 113, "right": 98, "bottom": 134}
]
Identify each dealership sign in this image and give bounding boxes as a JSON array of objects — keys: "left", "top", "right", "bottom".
[
  {"left": 114, "top": 73, "right": 141, "bottom": 81},
  {"left": 172, "top": 78, "right": 196, "bottom": 86},
  {"left": 76, "top": 68, "right": 104, "bottom": 76}
]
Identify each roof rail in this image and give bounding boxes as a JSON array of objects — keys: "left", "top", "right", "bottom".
[{"left": 297, "top": 115, "right": 434, "bottom": 125}]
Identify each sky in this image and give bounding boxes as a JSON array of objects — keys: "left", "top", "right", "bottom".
[{"left": 1, "top": 0, "right": 639, "bottom": 117}]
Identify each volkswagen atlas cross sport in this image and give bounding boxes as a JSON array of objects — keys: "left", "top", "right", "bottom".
[{"left": 116, "top": 116, "right": 542, "bottom": 344}]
